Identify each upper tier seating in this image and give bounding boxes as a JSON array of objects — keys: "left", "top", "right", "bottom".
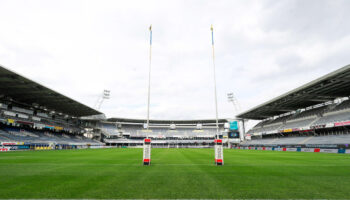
[
  {"left": 332, "top": 99, "right": 350, "bottom": 112},
  {"left": 248, "top": 100, "right": 350, "bottom": 135},
  {"left": 313, "top": 111, "right": 350, "bottom": 125},
  {"left": 281, "top": 118, "right": 317, "bottom": 129}
]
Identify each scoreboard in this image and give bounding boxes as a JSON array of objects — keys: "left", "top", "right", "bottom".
[{"left": 228, "top": 132, "right": 239, "bottom": 138}]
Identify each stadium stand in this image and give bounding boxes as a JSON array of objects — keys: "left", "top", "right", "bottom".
[
  {"left": 237, "top": 64, "right": 350, "bottom": 150},
  {"left": 99, "top": 118, "right": 239, "bottom": 147},
  {"left": 246, "top": 100, "right": 350, "bottom": 136},
  {"left": 0, "top": 64, "right": 241, "bottom": 150},
  {"left": 0, "top": 65, "right": 103, "bottom": 150}
]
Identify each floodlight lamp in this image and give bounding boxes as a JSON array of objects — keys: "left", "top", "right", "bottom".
[
  {"left": 227, "top": 93, "right": 235, "bottom": 102},
  {"left": 103, "top": 90, "right": 111, "bottom": 99}
]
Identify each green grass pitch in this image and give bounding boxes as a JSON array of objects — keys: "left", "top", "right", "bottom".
[{"left": 1, "top": 148, "right": 350, "bottom": 199}]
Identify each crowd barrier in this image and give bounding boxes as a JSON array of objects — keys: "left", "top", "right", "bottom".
[
  {"left": 0, "top": 143, "right": 106, "bottom": 152},
  {"left": 235, "top": 146, "right": 350, "bottom": 154}
]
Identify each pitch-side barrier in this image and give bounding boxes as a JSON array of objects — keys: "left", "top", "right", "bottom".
[{"left": 234, "top": 146, "right": 350, "bottom": 154}]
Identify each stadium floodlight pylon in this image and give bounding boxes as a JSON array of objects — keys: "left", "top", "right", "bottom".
[
  {"left": 94, "top": 90, "right": 110, "bottom": 110},
  {"left": 214, "top": 139, "right": 224, "bottom": 165},
  {"left": 227, "top": 92, "right": 241, "bottom": 114},
  {"left": 143, "top": 138, "right": 151, "bottom": 165}
]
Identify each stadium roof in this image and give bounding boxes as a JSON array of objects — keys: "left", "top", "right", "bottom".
[
  {"left": 0, "top": 65, "right": 102, "bottom": 117},
  {"left": 237, "top": 64, "right": 350, "bottom": 120},
  {"left": 107, "top": 117, "right": 228, "bottom": 124}
]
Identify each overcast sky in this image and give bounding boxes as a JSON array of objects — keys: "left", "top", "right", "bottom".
[{"left": 0, "top": 0, "right": 349, "bottom": 128}]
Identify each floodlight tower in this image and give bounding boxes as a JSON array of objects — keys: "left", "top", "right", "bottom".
[
  {"left": 227, "top": 92, "right": 240, "bottom": 114},
  {"left": 94, "top": 90, "right": 110, "bottom": 110}
]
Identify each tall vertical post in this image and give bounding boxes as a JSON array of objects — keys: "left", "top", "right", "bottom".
[
  {"left": 211, "top": 25, "right": 219, "bottom": 135},
  {"left": 144, "top": 25, "right": 152, "bottom": 165},
  {"left": 211, "top": 25, "right": 223, "bottom": 165},
  {"left": 146, "top": 25, "right": 152, "bottom": 131}
]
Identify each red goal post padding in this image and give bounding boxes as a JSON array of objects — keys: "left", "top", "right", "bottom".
[
  {"left": 214, "top": 139, "right": 222, "bottom": 144},
  {"left": 143, "top": 138, "right": 151, "bottom": 165}
]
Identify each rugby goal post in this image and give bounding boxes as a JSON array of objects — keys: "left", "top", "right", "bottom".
[
  {"left": 143, "top": 138, "right": 151, "bottom": 165},
  {"left": 214, "top": 139, "right": 224, "bottom": 165}
]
